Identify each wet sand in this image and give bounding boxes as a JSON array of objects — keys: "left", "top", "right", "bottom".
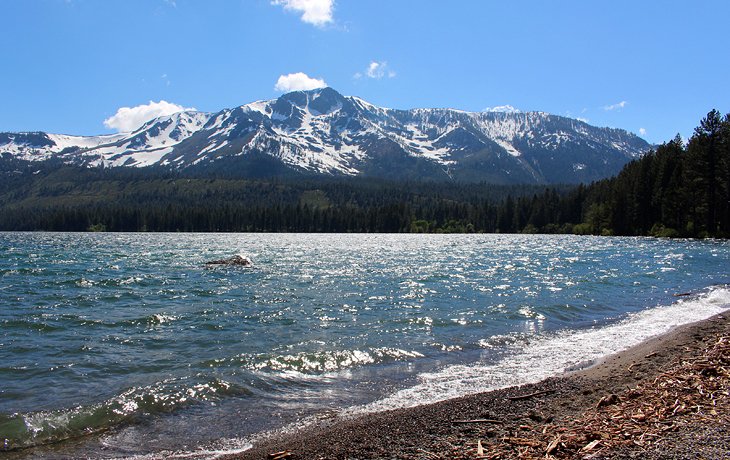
[{"left": 229, "top": 313, "right": 729, "bottom": 459}]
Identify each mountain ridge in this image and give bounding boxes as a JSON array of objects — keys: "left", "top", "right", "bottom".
[{"left": 0, "top": 88, "right": 651, "bottom": 184}]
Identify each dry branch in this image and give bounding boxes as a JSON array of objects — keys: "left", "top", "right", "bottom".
[
  {"left": 452, "top": 419, "right": 503, "bottom": 424},
  {"left": 506, "top": 390, "right": 555, "bottom": 401}
]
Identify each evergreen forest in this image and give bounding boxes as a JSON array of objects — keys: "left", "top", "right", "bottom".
[{"left": 0, "top": 110, "right": 727, "bottom": 238}]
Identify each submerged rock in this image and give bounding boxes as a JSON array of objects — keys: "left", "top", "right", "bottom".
[{"left": 205, "top": 255, "right": 252, "bottom": 267}]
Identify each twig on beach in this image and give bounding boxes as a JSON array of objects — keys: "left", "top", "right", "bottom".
[
  {"left": 506, "top": 389, "right": 554, "bottom": 401},
  {"left": 501, "top": 436, "right": 541, "bottom": 447},
  {"left": 416, "top": 448, "right": 441, "bottom": 459},
  {"left": 452, "top": 418, "right": 504, "bottom": 424},
  {"left": 596, "top": 393, "right": 620, "bottom": 408},
  {"left": 581, "top": 439, "right": 601, "bottom": 452},
  {"left": 546, "top": 435, "right": 562, "bottom": 454},
  {"left": 267, "top": 450, "right": 293, "bottom": 460}
]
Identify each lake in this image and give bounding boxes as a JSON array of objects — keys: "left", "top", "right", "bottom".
[{"left": 0, "top": 233, "right": 728, "bottom": 458}]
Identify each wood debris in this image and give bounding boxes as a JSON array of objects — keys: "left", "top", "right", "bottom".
[
  {"left": 469, "top": 335, "right": 730, "bottom": 459},
  {"left": 546, "top": 435, "right": 562, "bottom": 454},
  {"left": 596, "top": 394, "right": 619, "bottom": 408},
  {"left": 452, "top": 419, "right": 503, "bottom": 424},
  {"left": 506, "top": 389, "right": 554, "bottom": 401},
  {"left": 500, "top": 437, "right": 541, "bottom": 447}
]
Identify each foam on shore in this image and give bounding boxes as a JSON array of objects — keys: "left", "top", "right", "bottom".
[
  {"left": 152, "top": 285, "right": 730, "bottom": 460},
  {"left": 352, "top": 285, "right": 730, "bottom": 413}
]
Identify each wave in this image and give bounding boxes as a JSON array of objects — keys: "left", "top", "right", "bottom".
[
  {"left": 30, "top": 313, "right": 182, "bottom": 330},
  {"left": 74, "top": 275, "right": 151, "bottom": 288},
  {"left": 0, "top": 378, "right": 250, "bottom": 451},
  {"left": 0, "top": 318, "right": 64, "bottom": 333},
  {"left": 0, "top": 346, "right": 425, "bottom": 454},
  {"left": 128, "top": 285, "right": 730, "bottom": 460},
  {"left": 352, "top": 285, "right": 730, "bottom": 413},
  {"left": 203, "top": 347, "right": 425, "bottom": 375}
]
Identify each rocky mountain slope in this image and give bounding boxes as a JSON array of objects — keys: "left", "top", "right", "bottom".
[{"left": 0, "top": 88, "right": 651, "bottom": 183}]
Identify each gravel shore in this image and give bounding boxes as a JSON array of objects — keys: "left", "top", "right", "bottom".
[{"left": 228, "top": 313, "right": 729, "bottom": 459}]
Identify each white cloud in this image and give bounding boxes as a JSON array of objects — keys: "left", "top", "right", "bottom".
[
  {"left": 639, "top": 127, "right": 647, "bottom": 136},
  {"left": 272, "top": 0, "right": 334, "bottom": 26},
  {"left": 577, "top": 117, "right": 590, "bottom": 123},
  {"left": 484, "top": 105, "right": 520, "bottom": 114},
  {"left": 357, "top": 61, "right": 395, "bottom": 79},
  {"left": 274, "top": 72, "right": 328, "bottom": 92},
  {"left": 603, "top": 101, "right": 627, "bottom": 111},
  {"left": 103, "top": 100, "right": 195, "bottom": 132}
]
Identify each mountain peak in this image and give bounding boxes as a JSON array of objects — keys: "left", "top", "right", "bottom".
[
  {"left": 272, "top": 87, "right": 346, "bottom": 116},
  {"left": 0, "top": 91, "right": 651, "bottom": 184}
]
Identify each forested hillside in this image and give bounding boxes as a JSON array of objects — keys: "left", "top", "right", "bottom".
[
  {"left": 0, "top": 164, "right": 567, "bottom": 232},
  {"left": 548, "top": 109, "right": 729, "bottom": 238},
  {"left": 0, "top": 110, "right": 727, "bottom": 237}
]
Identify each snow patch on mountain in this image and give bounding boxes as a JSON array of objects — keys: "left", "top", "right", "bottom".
[{"left": 0, "top": 88, "right": 651, "bottom": 183}]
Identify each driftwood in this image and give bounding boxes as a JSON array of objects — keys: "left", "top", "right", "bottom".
[{"left": 267, "top": 450, "right": 293, "bottom": 460}]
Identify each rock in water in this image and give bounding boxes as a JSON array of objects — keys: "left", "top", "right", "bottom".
[{"left": 205, "top": 255, "right": 252, "bottom": 267}]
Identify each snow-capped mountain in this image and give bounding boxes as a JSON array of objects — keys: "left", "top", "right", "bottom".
[{"left": 0, "top": 88, "right": 651, "bottom": 183}]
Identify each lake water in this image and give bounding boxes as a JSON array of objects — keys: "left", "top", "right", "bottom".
[{"left": 0, "top": 233, "right": 728, "bottom": 458}]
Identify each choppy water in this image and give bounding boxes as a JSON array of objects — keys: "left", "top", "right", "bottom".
[{"left": 0, "top": 233, "right": 728, "bottom": 458}]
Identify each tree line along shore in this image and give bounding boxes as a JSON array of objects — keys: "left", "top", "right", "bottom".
[{"left": 1, "top": 110, "right": 728, "bottom": 238}]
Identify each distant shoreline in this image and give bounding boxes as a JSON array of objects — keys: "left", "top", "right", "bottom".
[
  {"left": 230, "top": 312, "right": 730, "bottom": 459},
  {"left": 3, "top": 230, "right": 729, "bottom": 241}
]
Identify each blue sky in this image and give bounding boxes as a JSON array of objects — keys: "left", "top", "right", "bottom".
[{"left": 1, "top": 0, "right": 728, "bottom": 143}]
